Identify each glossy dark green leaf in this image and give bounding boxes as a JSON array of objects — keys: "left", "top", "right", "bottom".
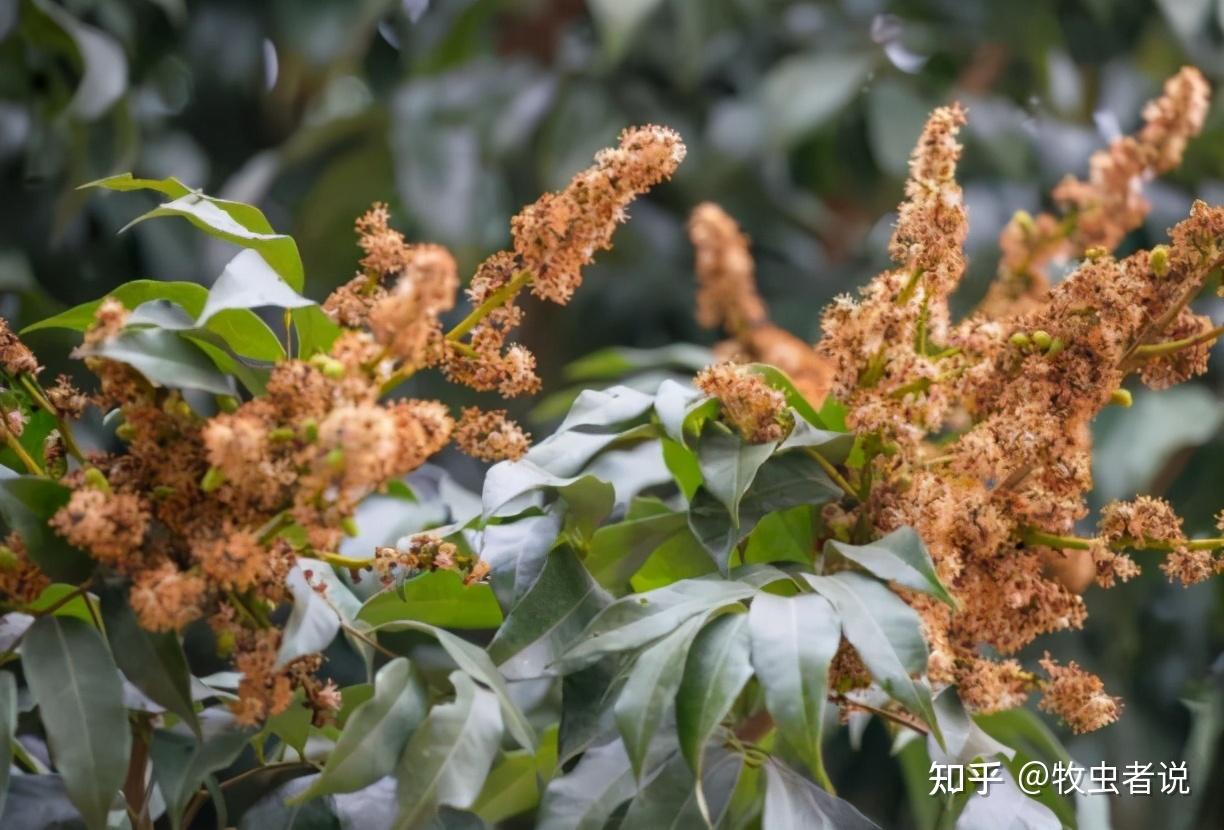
[
  {"left": 552, "top": 385, "right": 656, "bottom": 433},
  {"left": 358, "top": 571, "right": 503, "bottom": 630},
  {"left": 695, "top": 423, "right": 776, "bottom": 524},
  {"left": 364, "top": 620, "right": 535, "bottom": 751},
  {"left": 99, "top": 584, "right": 198, "bottom": 733},
  {"left": 676, "top": 613, "right": 752, "bottom": 778},
  {"left": 488, "top": 547, "right": 611, "bottom": 680},
  {"left": 197, "top": 249, "right": 315, "bottom": 323},
  {"left": 296, "top": 658, "right": 427, "bottom": 801},
  {"left": 762, "top": 759, "right": 880, "bottom": 829},
  {"left": 804, "top": 572, "right": 939, "bottom": 739},
  {"left": 615, "top": 613, "right": 708, "bottom": 777},
  {"left": 826, "top": 527, "right": 955, "bottom": 607},
  {"left": 0, "top": 670, "right": 15, "bottom": 818},
  {"left": 151, "top": 714, "right": 258, "bottom": 830},
  {"left": 585, "top": 498, "right": 689, "bottom": 592},
  {"left": 689, "top": 450, "right": 841, "bottom": 572},
  {"left": 622, "top": 746, "right": 742, "bottom": 829},
  {"left": 536, "top": 739, "right": 639, "bottom": 830},
  {"left": 743, "top": 506, "right": 814, "bottom": 566},
  {"left": 471, "top": 725, "right": 558, "bottom": 824},
  {"left": 391, "top": 672, "right": 504, "bottom": 830},
  {"left": 564, "top": 344, "right": 713, "bottom": 381},
  {"left": 22, "top": 280, "right": 208, "bottom": 334},
  {"left": 749, "top": 593, "right": 839, "bottom": 785},
  {"left": 82, "top": 328, "right": 235, "bottom": 396},
  {"left": 478, "top": 511, "right": 563, "bottom": 608},
  {"left": 0, "top": 475, "right": 93, "bottom": 582},
  {"left": 556, "top": 578, "right": 755, "bottom": 672},
  {"left": 23, "top": 616, "right": 131, "bottom": 830},
  {"left": 482, "top": 463, "right": 614, "bottom": 541}
]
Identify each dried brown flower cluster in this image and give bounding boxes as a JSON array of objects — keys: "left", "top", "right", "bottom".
[
  {"left": 0, "top": 125, "right": 685, "bottom": 727},
  {"left": 981, "top": 67, "right": 1210, "bottom": 316},
  {"left": 691, "top": 69, "right": 1223, "bottom": 735},
  {"left": 694, "top": 363, "right": 789, "bottom": 444},
  {"left": 688, "top": 203, "right": 833, "bottom": 406}
]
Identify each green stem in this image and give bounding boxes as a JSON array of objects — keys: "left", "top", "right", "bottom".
[
  {"left": 1019, "top": 527, "right": 1093, "bottom": 550},
  {"left": 804, "top": 448, "right": 859, "bottom": 502},
  {"left": 1021, "top": 526, "right": 1224, "bottom": 552},
  {"left": 317, "top": 551, "right": 374, "bottom": 570},
  {"left": 895, "top": 268, "right": 923, "bottom": 306},
  {"left": 0, "top": 418, "right": 44, "bottom": 477},
  {"left": 445, "top": 270, "right": 532, "bottom": 342},
  {"left": 1129, "top": 323, "right": 1224, "bottom": 360}
]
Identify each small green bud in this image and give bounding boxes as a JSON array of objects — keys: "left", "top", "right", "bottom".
[
  {"left": 341, "top": 516, "right": 359, "bottom": 537},
  {"left": 326, "top": 448, "right": 345, "bottom": 469},
  {"left": 1084, "top": 246, "right": 1107, "bottom": 261},
  {"left": 1045, "top": 336, "right": 1065, "bottom": 358},
  {"left": 115, "top": 422, "right": 137, "bottom": 442},
  {"left": 1013, "top": 210, "right": 1036, "bottom": 235},
  {"left": 268, "top": 427, "right": 296, "bottom": 443},
  {"left": 1149, "top": 245, "right": 1170, "bottom": 277},
  {"left": 215, "top": 629, "right": 235, "bottom": 658},
  {"left": 201, "top": 466, "right": 225, "bottom": 493},
  {"left": 1031, "top": 330, "right": 1052, "bottom": 350},
  {"left": 321, "top": 359, "right": 345, "bottom": 380},
  {"left": 83, "top": 467, "right": 111, "bottom": 494},
  {"left": 0, "top": 546, "right": 18, "bottom": 572},
  {"left": 1008, "top": 332, "right": 1031, "bottom": 349},
  {"left": 153, "top": 485, "right": 177, "bottom": 500},
  {"left": 1110, "top": 389, "right": 1133, "bottom": 408},
  {"left": 302, "top": 419, "right": 318, "bottom": 443},
  {"left": 216, "top": 395, "right": 240, "bottom": 413}
]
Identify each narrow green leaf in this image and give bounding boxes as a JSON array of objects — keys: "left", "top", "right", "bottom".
[
  {"left": 748, "top": 593, "right": 839, "bottom": 785},
  {"left": 536, "top": 739, "right": 638, "bottom": 830},
  {"left": 615, "top": 614, "right": 708, "bottom": 777},
  {"left": 762, "top": 759, "right": 880, "bottom": 829},
  {"left": 695, "top": 423, "right": 776, "bottom": 524},
  {"left": 676, "top": 613, "right": 753, "bottom": 777},
  {"left": 82, "top": 328, "right": 236, "bottom": 396},
  {"left": 622, "top": 746, "right": 743, "bottom": 829},
  {"left": 472, "top": 725, "right": 558, "bottom": 823},
  {"left": 488, "top": 547, "right": 611, "bottom": 679},
  {"left": 804, "top": 572, "right": 940, "bottom": 741},
  {"left": 556, "top": 579, "right": 755, "bottom": 672},
  {"left": 21, "top": 280, "right": 208, "bottom": 334},
  {"left": 826, "top": 527, "right": 955, "bottom": 607},
  {"left": 358, "top": 571, "right": 503, "bottom": 630},
  {"left": 391, "top": 672, "right": 504, "bottom": 830},
  {"left": 295, "top": 658, "right": 427, "bottom": 801},
  {"left": 585, "top": 499, "right": 688, "bottom": 591},
  {"left": 99, "top": 584, "right": 198, "bottom": 733},
  {"left": 0, "top": 670, "right": 16, "bottom": 818},
  {"left": 150, "top": 715, "right": 255, "bottom": 830},
  {"left": 23, "top": 616, "right": 131, "bottom": 830},
  {"left": 364, "top": 620, "right": 535, "bottom": 751},
  {"left": 564, "top": 344, "right": 713, "bottom": 381}
]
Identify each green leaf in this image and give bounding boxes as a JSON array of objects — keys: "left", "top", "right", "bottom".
[
  {"left": 151, "top": 715, "right": 255, "bottom": 830},
  {"left": 291, "top": 305, "right": 343, "bottom": 359},
  {"left": 488, "top": 547, "right": 611, "bottom": 680},
  {"left": 744, "top": 506, "right": 814, "bottom": 566},
  {"left": 615, "top": 613, "right": 708, "bottom": 777},
  {"left": 364, "top": 620, "right": 535, "bottom": 751},
  {"left": 622, "top": 746, "right": 743, "bottom": 829},
  {"left": 826, "top": 527, "right": 956, "bottom": 607},
  {"left": 760, "top": 52, "right": 875, "bottom": 148},
  {"left": 23, "top": 616, "right": 131, "bottom": 830},
  {"left": 25, "top": 583, "right": 95, "bottom": 623},
  {"left": 482, "top": 465, "right": 614, "bottom": 542},
  {"left": 296, "top": 658, "right": 427, "bottom": 801},
  {"left": 746, "top": 364, "right": 834, "bottom": 429},
  {"left": 588, "top": 0, "right": 667, "bottom": 62},
  {"left": 536, "top": 739, "right": 639, "bottom": 830},
  {"left": 689, "top": 450, "right": 842, "bottom": 572},
  {"left": 0, "top": 475, "right": 93, "bottom": 582},
  {"left": 585, "top": 499, "right": 690, "bottom": 592},
  {"left": 804, "top": 572, "right": 940, "bottom": 740},
  {"left": 762, "top": 759, "right": 880, "bottom": 829},
  {"left": 22, "top": 280, "right": 208, "bottom": 334},
  {"left": 197, "top": 249, "right": 315, "bottom": 324},
  {"left": 867, "top": 80, "right": 935, "bottom": 177},
  {"left": 776, "top": 418, "right": 854, "bottom": 461},
  {"left": 661, "top": 437, "right": 703, "bottom": 500},
  {"left": 556, "top": 578, "right": 755, "bottom": 672},
  {"left": 358, "top": 571, "right": 503, "bottom": 630},
  {"left": 201, "top": 308, "right": 286, "bottom": 362},
  {"left": 654, "top": 380, "right": 718, "bottom": 447},
  {"left": 748, "top": 592, "right": 839, "bottom": 785},
  {"left": 391, "top": 672, "right": 504, "bottom": 830},
  {"left": 80, "top": 173, "right": 192, "bottom": 198},
  {"left": 93, "top": 181, "right": 306, "bottom": 290},
  {"left": 955, "top": 768, "right": 1060, "bottom": 830},
  {"left": 696, "top": 423, "right": 776, "bottom": 524},
  {"left": 564, "top": 344, "right": 714, "bottom": 381},
  {"left": 472, "top": 725, "right": 558, "bottom": 824},
  {"left": 81, "top": 328, "right": 236, "bottom": 396},
  {"left": 0, "top": 670, "right": 15, "bottom": 818},
  {"left": 26, "top": 0, "right": 127, "bottom": 121},
  {"left": 675, "top": 613, "right": 752, "bottom": 780},
  {"left": 278, "top": 567, "right": 341, "bottom": 665},
  {"left": 99, "top": 584, "right": 199, "bottom": 733}
]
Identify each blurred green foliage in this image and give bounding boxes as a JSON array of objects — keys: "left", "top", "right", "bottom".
[{"left": 2, "top": 0, "right": 1223, "bottom": 826}]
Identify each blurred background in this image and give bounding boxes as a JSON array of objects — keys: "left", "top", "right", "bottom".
[{"left": 1, "top": 0, "right": 1222, "bottom": 827}]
